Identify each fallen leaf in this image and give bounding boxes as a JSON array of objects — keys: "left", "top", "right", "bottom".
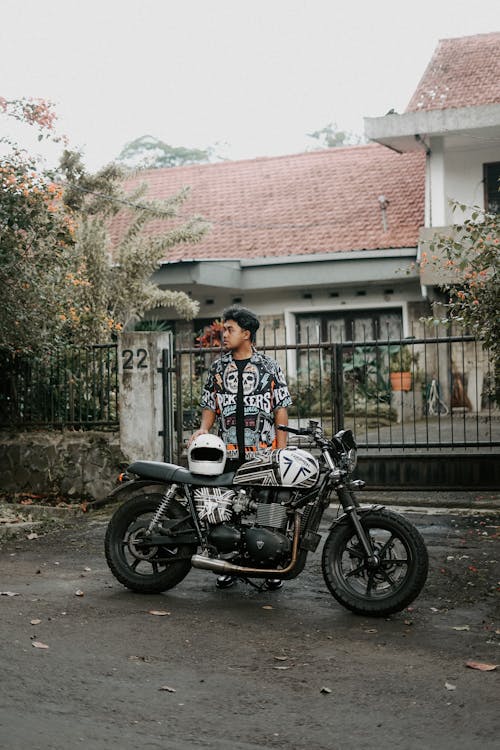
[
  {"left": 148, "top": 610, "right": 171, "bottom": 616},
  {"left": 32, "top": 641, "right": 49, "bottom": 649},
  {"left": 30, "top": 619, "right": 42, "bottom": 625},
  {"left": 451, "top": 625, "right": 470, "bottom": 631},
  {"left": 0, "top": 591, "right": 20, "bottom": 597},
  {"left": 320, "top": 687, "right": 332, "bottom": 694},
  {"left": 465, "top": 661, "right": 497, "bottom": 672},
  {"left": 159, "top": 685, "right": 176, "bottom": 692},
  {"left": 444, "top": 682, "right": 456, "bottom": 691},
  {"left": 74, "top": 590, "right": 84, "bottom": 597}
]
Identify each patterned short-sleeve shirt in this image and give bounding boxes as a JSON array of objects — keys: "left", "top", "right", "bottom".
[{"left": 200, "top": 350, "right": 292, "bottom": 461}]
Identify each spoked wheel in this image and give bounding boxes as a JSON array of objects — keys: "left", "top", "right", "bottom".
[
  {"left": 104, "top": 490, "right": 196, "bottom": 594},
  {"left": 321, "top": 509, "right": 428, "bottom": 616}
]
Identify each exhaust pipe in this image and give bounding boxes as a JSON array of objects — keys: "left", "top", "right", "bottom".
[{"left": 190, "top": 512, "right": 300, "bottom": 577}]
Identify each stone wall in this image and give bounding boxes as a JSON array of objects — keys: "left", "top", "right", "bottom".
[{"left": 0, "top": 430, "right": 126, "bottom": 501}]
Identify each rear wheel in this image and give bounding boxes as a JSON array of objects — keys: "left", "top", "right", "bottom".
[
  {"left": 321, "top": 509, "right": 428, "bottom": 616},
  {"left": 104, "top": 489, "right": 196, "bottom": 594}
]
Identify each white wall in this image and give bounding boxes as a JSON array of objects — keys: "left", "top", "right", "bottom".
[
  {"left": 195, "top": 283, "right": 423, "bottom": 322},
  {"left": 428, "top": 141, "right": 500, "bottom": 225}
]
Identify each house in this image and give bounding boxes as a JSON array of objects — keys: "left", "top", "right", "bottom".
[
  {"left": 112, "top": 31, "right": 499, "bottom": 355},
  {"left": 365, "top": 31, "right": 500, "bottom": 292}
]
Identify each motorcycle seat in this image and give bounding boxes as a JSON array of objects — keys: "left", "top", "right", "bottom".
[{"left": 127, "top": 460, "right": 235, "bottom": 487}]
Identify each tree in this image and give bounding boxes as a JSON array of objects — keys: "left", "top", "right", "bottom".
[
  {"left": 0, "top": 97, "right": 76, "bottom": 353},
  {"left": 57, "top": 149, "right": 209, "bottom": 343},
  {"left": 0, "top": 98, "right": 209, "bottom": 353},
  {"left": 115, "top": 134, "right": 213, "bottom": 170},
  {"left": 426, "top": 203, "right": 499, "bottom": 383},
  {"left": 307, "top": 122, "right": 363, "bottom": 149}
]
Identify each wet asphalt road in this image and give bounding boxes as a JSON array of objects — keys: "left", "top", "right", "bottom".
[{"left": 0, "top": 506, "right": 499, "bottom": 750}]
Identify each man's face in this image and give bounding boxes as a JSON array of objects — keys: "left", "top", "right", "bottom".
[{"left": 223, "top": 319, "right": 250, "bottom": 351}]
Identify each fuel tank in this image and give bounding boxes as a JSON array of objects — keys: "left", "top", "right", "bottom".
[{"left": 233, "top": 447, "right": 319, "bottom": 488}]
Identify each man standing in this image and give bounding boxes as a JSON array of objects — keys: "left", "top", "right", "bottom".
[
  {"left": 189, "top": 306, "right": 292, "bottom": 589},
  {"left": 191, "top": 306, "right": 292, "bottom": 468}
]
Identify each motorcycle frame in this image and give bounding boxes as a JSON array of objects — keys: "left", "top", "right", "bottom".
[{"left": 105, "top": 426, "right": 381, "bottom": 573}]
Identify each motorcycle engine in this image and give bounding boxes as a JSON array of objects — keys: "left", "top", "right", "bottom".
[
  {"left": 193, "top": 487, "right": 236, "bottom": 524},
  {"left": 194, "top": 486, "right": 292, "bottom": 564},
  {"left": 242, "top": 526, "right": 291, "bottom": 563}
]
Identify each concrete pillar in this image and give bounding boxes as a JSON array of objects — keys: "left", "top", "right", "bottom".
[
  {"left": 428, "top": 136, "right": 447, "bottom": 227},
  {"left": 466, "top": 368, "right": 484, "bottom": 413},
  {"left": 118, "top": 332, "right": 173, "bottom": 463}
]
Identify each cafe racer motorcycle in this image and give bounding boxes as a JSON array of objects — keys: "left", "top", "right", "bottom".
[{"left": 104, "top": 421, "right": 428, "bottom": 616}]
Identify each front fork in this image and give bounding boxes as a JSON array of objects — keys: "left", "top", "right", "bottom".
[{"left": 336, "top": 485, "right": 380, "bottom": 567}]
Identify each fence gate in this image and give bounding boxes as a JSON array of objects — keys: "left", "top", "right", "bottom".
[{"left": 171, "top": 330, "right": 499, "bottom": 487}]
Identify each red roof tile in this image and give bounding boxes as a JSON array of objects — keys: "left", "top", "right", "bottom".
[
  {"left": 110, "top": 144, "right": 425, "bottom": 262},
  {"left": 406, "top": 32, "right": 500, "bottom": 112}
]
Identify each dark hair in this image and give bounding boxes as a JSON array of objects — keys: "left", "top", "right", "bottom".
[{"left": 222, "top": 306, "right": 260, "bottom": 343}]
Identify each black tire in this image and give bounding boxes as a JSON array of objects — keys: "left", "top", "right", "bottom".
[
  {"left": 104, "top": 489, "right": 196, "bottom": 594},
  {"left": 321, "top": 509, "right": 428, "bottom": 617}
]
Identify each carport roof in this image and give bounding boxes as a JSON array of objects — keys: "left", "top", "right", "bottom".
[{"left": 109, "top": 144, "right": 425, "bottom": 263}]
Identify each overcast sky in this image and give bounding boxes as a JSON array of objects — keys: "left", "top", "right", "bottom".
[{"left": 1, "top": 0, "right": 499, "bottom": 171}]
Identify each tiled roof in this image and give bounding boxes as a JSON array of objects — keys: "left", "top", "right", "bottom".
[
  {"left": 406, "top": 32, "right": 500, "bottom": 112},
  {"left": 110, "top": 144, "right": 425, "bottom": 262}
]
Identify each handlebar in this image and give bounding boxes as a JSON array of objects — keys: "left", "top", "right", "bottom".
[
  {"left": 278, "top": 420, "right": 323, "bottom": 437},
  {"left": 278, "top": 422, "right": 356, "bottom": 455},
  {"left": 277, "top": 424, "right": 312, "bottom": 436}
]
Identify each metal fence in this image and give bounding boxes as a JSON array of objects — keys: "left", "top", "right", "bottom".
[
  {"left": 175, "top": 329, "right": 499, "bottom": 459},
  {"left": 0, "top": 345, "right": 119, "bottom": 429},
  {"left": 2, "top": 331, "right": 497, "bottom": 454}
]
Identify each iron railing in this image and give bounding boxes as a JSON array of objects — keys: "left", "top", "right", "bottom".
[
  {"left": 174, "top": 329, "right": 499, "bottom": 459},
  {"left": 0, "top": 345, "right": 119, "bottom": 429}
]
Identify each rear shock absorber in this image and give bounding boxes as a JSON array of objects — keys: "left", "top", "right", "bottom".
[{"left": 147, "top": 484, "right": 179, "bottom": 532}]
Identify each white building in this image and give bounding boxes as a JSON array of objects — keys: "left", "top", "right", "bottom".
[{"left": 111, "top": 31, "right": 500, "bottom": 346}]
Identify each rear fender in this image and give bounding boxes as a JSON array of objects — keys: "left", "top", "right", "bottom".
[{"left": 89, "top": 480, "right": 171, "bottom": 510}]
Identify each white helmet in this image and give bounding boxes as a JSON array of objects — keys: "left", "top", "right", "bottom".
[{"left": 188, "top": 434, "right": 227, "bottom": 476}]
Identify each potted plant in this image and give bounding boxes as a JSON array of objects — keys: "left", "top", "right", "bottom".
[{"left": 389, "top": 345, "right": 416, "bottom": 392}]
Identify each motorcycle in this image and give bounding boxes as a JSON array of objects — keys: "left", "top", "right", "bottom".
[{"left": 104, "top": 421, "right": 428, "bottom": 616}]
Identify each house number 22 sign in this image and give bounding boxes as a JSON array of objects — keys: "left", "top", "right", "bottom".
[{"left": 121, "top": 348, "right": 149, "bottom": 371}]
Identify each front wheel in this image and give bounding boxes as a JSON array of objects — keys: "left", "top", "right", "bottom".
[
  {"left": 105, "top": 490, "right": 197, "bottom": 594},
  {"left": 321, "top": 509, "right": 428, "bottom": 616}
]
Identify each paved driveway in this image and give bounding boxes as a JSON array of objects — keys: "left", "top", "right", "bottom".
[{"left": 0, "top": 506, "right": 498, "bottom": 750}]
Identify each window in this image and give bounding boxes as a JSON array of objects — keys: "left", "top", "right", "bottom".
[
  {"left": 484, "top": 162, "right": 500, "bottom": 214},
  {"left": 295, "top": 308, "right": 403, "bottom": 376},
  {"left": 297, "top": 309, "right": 403, "bottom": 344}
]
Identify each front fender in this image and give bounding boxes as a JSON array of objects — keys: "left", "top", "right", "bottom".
[{"left": 329, "top": 504, "right": 385, "bottom": 530}]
